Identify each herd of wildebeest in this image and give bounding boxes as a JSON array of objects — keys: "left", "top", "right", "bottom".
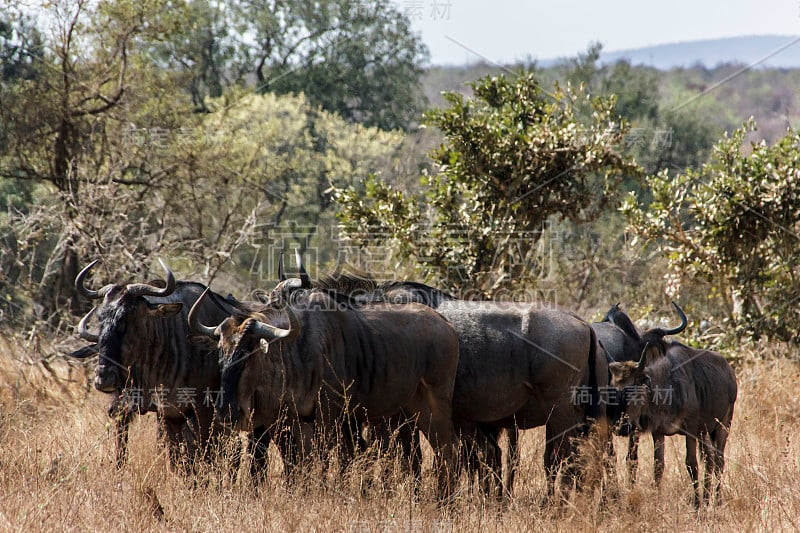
[{"left": 66, "top": 251, "right": 737, "bottom": 508}]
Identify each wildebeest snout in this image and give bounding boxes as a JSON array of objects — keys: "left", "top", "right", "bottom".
[{"left": 94, "top": 366, "right": 121, "bottom": 393}]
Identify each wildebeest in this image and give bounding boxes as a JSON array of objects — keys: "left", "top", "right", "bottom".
[
  {"left": 267, "top": 256, "right": 605, "bottom": 500},
  {"left": 608, "top": 332, "right": 737, "bottom": 507},
  {"left": 591, "top": 302, "right": 687, "bottom": 483},
  {"left": 189, "top": 284, "right": 461, "bottom": 500},
  {"left": 68, "top": 259, "right": 268, "bottom": 473}
]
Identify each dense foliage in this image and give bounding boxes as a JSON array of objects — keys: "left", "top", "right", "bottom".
[
  {"left": 623, "top": 119, "right": 800, "bottom": 342},
  {"left": 148, "top": 0, "right": 429, "bottom": 129},
  {"left": 337, "top": 72, "right": 641, "bottom": 296}
]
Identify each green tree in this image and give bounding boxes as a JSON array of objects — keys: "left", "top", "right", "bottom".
[
  {"left": 622, "top": 119, "right": 800, "bottom": 342},
  {"left": 337, "top": 72, "right": 641, "bottom": 295},
  {"left": 0, "top": 12, "right": 43, "bottom": 82},
  {"left": 158, "top": 91, "right": 404, "bottom": 279},
  {"left": 232, "top": 0, "right": 428, "bottom": 130},
  {"left": 539, "top": 46, "right": 720, "bottom": 312},
  {"left": 0, "top": 0, "right": 178, "bottom": 320},
  {"left": 148, "top": 0, "right": 236, "bottom": 112}
]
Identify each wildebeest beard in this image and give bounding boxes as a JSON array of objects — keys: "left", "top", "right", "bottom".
[
  {"left": 217, "top": 340, "right": 257, "bottom": 426},
  {"left": 94, "top": 302, "right": 131, "bottom": 392}
]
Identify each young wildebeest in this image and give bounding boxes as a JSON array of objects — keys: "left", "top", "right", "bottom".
[
  {"left": 267, "top": 255, "right": 605, "bottom": 501},
  {"left": 591, "top": 302, "right": 687, "bottom": 483},
  {"left": 69, "top": 259, "right": 268, "bottom": 475},
  {"left": 609, "top": 341, "right": 737, "bottom": 507},
  {"left": 190, "top": 286, "right": 461, "bottom": 500}
]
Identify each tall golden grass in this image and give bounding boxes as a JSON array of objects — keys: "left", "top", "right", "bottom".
[{"left": 1, "top": 332, "right": 798, "bottom": 532}]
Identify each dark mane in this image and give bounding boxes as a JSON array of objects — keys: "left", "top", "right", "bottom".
[
  {"left": 311, "top": 266, "right": 454, "bottom": 308},
  {"left": 312, "top": 288, "right": 364, "bottom": 310},
  {"left": 373, "top": 280, "right": 456, "bottom": 308},
  {"left": 314, "top": 270, "right": 379, "bottom": 294},
  {"left": 602, "top": 304, "right": 642, "bottom": 341},
  {"left": 272, "top": 264, "right": 457, "bottom": 309}
]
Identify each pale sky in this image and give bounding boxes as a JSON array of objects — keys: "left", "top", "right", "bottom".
[{"left": 392, "top": 0, "right": 800, "bottom": 65}]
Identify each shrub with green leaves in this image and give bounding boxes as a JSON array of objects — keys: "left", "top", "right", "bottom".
[
  {"left": 623, "top": 119, "right": 800, "bottom": 342},
  {"left": 337, "top": 72, "right": 640, "bottom": 295}
]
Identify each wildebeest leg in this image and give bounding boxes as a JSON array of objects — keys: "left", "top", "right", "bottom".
[
  {"left": 700, "top": 432, "right": 715, "bottom": 505},
  {"left": 505, "top": 426, "right": 520, "bottom": 501},
  {"left": 626, "top": 429, "right": 640, "bottom": 485},
  {"left": 192, "top": 406, "right": 218, "bottom": 464},
  {"left": 376, "top": 413, "right": 421, "bottom": 490},
  {"left": 596, "top": 426, "right": 617, "bottom": 501},
  {"left": 485, "top": 426, "right": 503, "bottom": 501},
  {"left": 107, "top": 395, "right": 135, "bottom": 468},
  {"left": 684, "top": 434, "right": 700, "bottom": 508},
  {"left": 409, "top": 384, "right": 457, "bottom": 502},
  {"left": 160, "top": 416, "right": 191, "bottom": 473},
  {"left": 249, "top": 425, "right": 272, "bottom": 483},
  {"left": 114, "top": 414, "right": 132, "bottom": 468},
  {"left": 544, "top": 408, "right": 582, "bottom": 499},
  {"left": 395, "top": 415, "right": 422, "bottom": 485},
  {"left": 543, "top": 432, "right": 557, "bottom": 499},
  {"left": 337, "top": 414, "right": 362, "bottom": 478},
  {"left": 711, "top": 405, "right": 733, "bottom": 504},
  {"left": 470, "top": 424, "right": 502, "bottom": 500},
  {"left": 713, "top": 425, "right": 730, "bottom": 504},
  {"left": 652, "top": 433, "right": 665, "bottom": 486},
  {"left": 457, "top": 427, "right": 479, "bottom": 495}
]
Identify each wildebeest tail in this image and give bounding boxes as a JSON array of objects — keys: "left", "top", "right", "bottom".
[{"left": 585, "top": 327, "right": 601, "bottom": 424}]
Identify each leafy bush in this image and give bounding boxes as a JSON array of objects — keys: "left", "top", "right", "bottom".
[{"left": 623, "top": 119, "right": 800, "bottom": 342}]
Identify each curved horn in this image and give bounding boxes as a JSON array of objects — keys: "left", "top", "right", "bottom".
[
  {"left": 75, "top": 260, "right": 114, "bottom": 300},
  {"left": 278, "top": 251, "right": 286, "bottom": 281},
  {"left": 126, "top": 258, "right": 177, "bottom": 298},
  {"left": 189, "top": 288, "right": 221, "bottom": 340},
  {"left": 661, "top": 301, "right": 687, "bottom": 336},
  {"left": 295, "top": 249, "right": 311, "bottom": 288},
  {"left": 248, "top": 305, "right": 301, "bottom": 343},
  {"left": 637, "top": 342, "right": 649, "bottom": 369},
  {"left": 77, "top": 307, "right": 99, "bottom": 342}
]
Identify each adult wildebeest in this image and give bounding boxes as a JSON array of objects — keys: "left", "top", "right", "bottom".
[
  {"left": 267, "top": 255, "right": 605, "bottom": 500},
  {"left": 189, "top": 284, "right": 461, "bottom": 500},
  {"left": 591, "top": 302, "right": 688, "bottom": 483},
  {"left": 68, "top": 259, "right": 268, "bottom": 474},
  {"left": 609, "top": 340, "right": 737, "bottom": 507}
]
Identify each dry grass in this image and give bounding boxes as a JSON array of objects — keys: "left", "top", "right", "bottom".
[{"left": 1, "top": 333, "right": 799, "bottom": 532}]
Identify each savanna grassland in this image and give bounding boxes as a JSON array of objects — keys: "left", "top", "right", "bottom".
[{"left": 1, "top": 332, "right": 798, "bottom": 532}]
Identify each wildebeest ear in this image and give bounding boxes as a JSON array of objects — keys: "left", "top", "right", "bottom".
[
  {"left": 608, "top": 362, "right": 627, "bottom": 383},
  {"left": 609, "top": 361, "right": 641, "bottom": 384},
  {"left": 641, "top": 342, "right": 662, "bottom": 366},
  {"left": 146, "top": 302, "right": 183, "bottom": 317},
  {"left": 66, "top": 344, "right": 99, "bottom": 359}
]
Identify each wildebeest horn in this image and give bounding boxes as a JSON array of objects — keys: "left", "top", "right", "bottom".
[
  {"left": 248, "top": 305, "right": 301, "bottom": 342},
  {"left": 295, "top": 249, "right": 311, "bottom": 288},
  {"left": 75, "top": 259, "right": 114, "bottom": 300},
  {"left": 278, "top": 251, "right": 286, "bottom": 281},
  {"left": 77, "top": 306, "right": 99, "bottom": 342},
  {"left": 661, "top": 301, "right": 687, "bottom": 336},
  {"left": 637, "top": 342, "right": 649, "bottom": 369},
  {"left": 188, "top": 288, "right": 220, "bottom": 340},
  {"left": 126, "top": 259, "right": 176, "bottom": 298}
]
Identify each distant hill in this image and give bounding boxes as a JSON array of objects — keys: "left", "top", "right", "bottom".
[{"left": 592, "top": 35, "right": 800, "bottom": 70}]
